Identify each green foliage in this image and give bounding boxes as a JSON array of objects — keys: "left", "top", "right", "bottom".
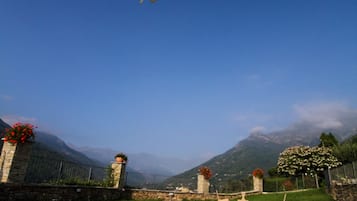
[
  {"left": 246, "top": 189, "right": 334, "bottom": 201},
  {"left": 263, "top": 177, "right": 288, "bottom": 192},
  {"left": 267, "top": 167, "right": 279, "bottom": 177},
  {"left": 346, "top": 134, "right": 357, "bottom": 144},
  {"left": 319, "top": 132, "right": 338, "bottom": 147},
  {"left": 217, "top": 177, "right": 253, "bottom": 193},
  {"left": 333, "top": 135, "right": 357, "bottom": 164},
  {"left": 53, "top": 166, "right": 115, "bottom": 187},
  {"left": 54, "top": 177, "right": 104, "bottom": 186},
  {"left": 103, "top": 165, "right": 114, "bottom": 187},
  {"left": 263, "top": 176, "right": 317, "bottom": 192},
  {"left": 163, "top": 139, "right": 286, "bottom": 190}
]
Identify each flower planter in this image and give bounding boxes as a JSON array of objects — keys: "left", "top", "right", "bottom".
[
  {"left": 253, "top": 176, "right": 263, "bottom": 192},
  {"left": 111, "top": 162, "right": 126, "bottom": 189},
  {"left": 197, "top": 174, "right": 210, "bottom": 194},
  {"left": 0, "top": 141, "right": 32, "bottom": 183}
]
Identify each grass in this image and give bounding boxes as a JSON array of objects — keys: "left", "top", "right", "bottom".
[{"left": 246, "top": 189, "right": 334, "bottom": 201}]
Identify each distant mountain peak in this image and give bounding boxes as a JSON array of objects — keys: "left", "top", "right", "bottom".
[{"left": 165, "top": 111, "right": 357, "bottom": 188}]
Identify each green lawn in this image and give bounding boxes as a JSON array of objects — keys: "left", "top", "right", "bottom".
[{"left": 247, "top": 189, "right": 334, "bottom": 201}]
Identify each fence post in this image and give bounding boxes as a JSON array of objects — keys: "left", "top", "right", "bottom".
[
  {"left": 327, "top": 167, "right": 332, "bottom": 188},
  {"left": 352, "top": 162, "right": 356, "bottom": 178},
  {"left": 112, "top": 162, "right": 126, "bottom": 189},
  {"left": 87, "top": 167, "right": 92, "bottom": 182},
  {"left": 296, "top": 177, "right": 298, "bottom": 190},
  {"left": 57, "top": 161, "right": 63, "bottom": 182},
  {"left": 125, "top": 171, "right": 128, "bottom": 187},
  {"left": 302, "top": 174, "right": 305, "bottom": 189},
  {"left": 314, "top": 173, "right": 319, "bottom": 189}
]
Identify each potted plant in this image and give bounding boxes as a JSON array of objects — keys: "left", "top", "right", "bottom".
[
  {"left": 252, "top": 168, "right": 264, "bottom": 178},
  {"left": 114, "top": 153, "right": 128, "bottom": 163},
  {"left": 199, "top": 166, "right": 212, "bottom": 180},
  {"left": 2, "top": 122, "right": 35, "bottom": 144},
  {"left": 0, "top": 122, "right": 36, "bottom": 183}
]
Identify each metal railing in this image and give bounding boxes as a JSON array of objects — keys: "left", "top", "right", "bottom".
[
  {"left": 25, "top": 154, "right": 109, "bottom": 185},
  {"left": 329, "top": 161, "right": 357, "bottom": 184},
  {"left": 23, "top": 153, "right": 254, "bottom": 192},
  {"left": 264, "top": 175, "right": 318, "bottom": 192},
  {"left": 24, "top": 153, "right": 186, "bottom": 188}
]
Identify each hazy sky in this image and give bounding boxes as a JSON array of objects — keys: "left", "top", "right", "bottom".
[{"left": 1, "top": 0, "right": 356, "bottom": 159}]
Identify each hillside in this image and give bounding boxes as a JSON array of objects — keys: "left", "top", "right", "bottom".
[
  {"left": 75, "top": 146, "right": 208, "bottom": 175},
  {"left": 0, "top": 119, "right": 146, "bottom": 186},
  {"left": 163, "top": 114, "right": 357, "bottom": 191},
  {"left": 0, "top": 118, "right": 10, "bottom": 134}
]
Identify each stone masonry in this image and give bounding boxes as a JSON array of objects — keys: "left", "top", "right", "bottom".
[
  {"left": 253, "top": 176, "right": 263, "bottom": 193},
  {"left": 0, "top": 141, "right": 32, "bottom": 183},
  {"left": 197, "top": 174, "right": 210, "bottom": 194},
  {"left": 111, "top": 162, "right": 126, "bottom": 189}
]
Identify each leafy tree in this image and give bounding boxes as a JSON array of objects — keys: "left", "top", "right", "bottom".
[
  {"left": 268, "top": 167, "right": 279, "bottom": 177},
  {"left": 343, "top": 134, "right": 357, "bottom": 144},
  {"left": 319, "top": 132, "right": 338, "bottom": 147},
  {"left": 333, "top": 134, "right": 357, "bottom": 164},
  {"left": 277, "top": 146, "right": 341, "bottom": 176}
]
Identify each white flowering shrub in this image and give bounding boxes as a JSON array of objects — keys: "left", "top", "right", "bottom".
[{"left": 277, "top": 145, "right": 341, "bottom": 176}]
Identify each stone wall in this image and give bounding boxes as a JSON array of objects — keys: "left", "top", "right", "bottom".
[
  {"left": 330, "top": 183, "right": 357, "bottom": 201},
  {"left": 128, "top": 189, "right": 259, "bottom": 201},
  {"left": 0, "top": 142, "right": 32, "bottom": 183},
  {"left": 0, "top": 183, "right": 261, "bottom": 201},
  {"left": 0, "top": 183, "right": 123, "bottom": 201}
]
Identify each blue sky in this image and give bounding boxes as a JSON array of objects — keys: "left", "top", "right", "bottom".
[{"left": 1, "top": 0, "right": 357, "bottom": 159}]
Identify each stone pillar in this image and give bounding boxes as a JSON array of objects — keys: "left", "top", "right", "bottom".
[
  {"left": 0, "top": 142, "right": 32, "bottom": 183},
  {"left": 197, "top": 174, "right": 210, "bottom": 194},
  {"left": 111, "top": 162, "right": 126, "bottom": 189},
  {"left": 253, "top": 176, "right": 263, "bottom": 192}
]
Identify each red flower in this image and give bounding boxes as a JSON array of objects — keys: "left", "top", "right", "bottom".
[
  {"left": 2, "top": 123, "right": 36, "bottom": 144},
  {"left": 252, "top": 168, "right": 264, "bottom": 178},
  {"left": 9, "top": 139, "right": 17, "bottom": 144},
  {"left": 199, "top": 166, "right": 212, "bottom": 180}
]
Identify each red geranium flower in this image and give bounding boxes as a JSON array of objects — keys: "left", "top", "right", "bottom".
[
  {"left": 199, "top": 166, "right": 212, "bottom": 180},
  {"left": 252, "top": 168, "right": 264, "bottom": 178},
  {"left": 2, "top": 122, "right": 36, "bottom": 144}
]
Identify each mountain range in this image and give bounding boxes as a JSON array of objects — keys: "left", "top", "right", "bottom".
[
  {"left": 72, "top": 145, "right": 208, "bottom": 176},
  {"left": 163, "top": 109, "right": 357, "bottom": 190},
  {"left": 1, "top": 106, "right": 356, "bottom": 190},
  {"left": 0, "top": 119, "right": 148, "bottom": 186},
  {"left": 0, "top": 118, "right": 204, "bottom": 186}
]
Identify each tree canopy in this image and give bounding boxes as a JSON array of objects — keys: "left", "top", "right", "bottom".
[
  {"left": 319, "top": 132, "right": 339, "bottom": 147},
  {"left": 333, "top": 134, "right": 357, "bottom": 164},
  {"left": 277, "top": 145, "right": 341, "bottom": 176}
]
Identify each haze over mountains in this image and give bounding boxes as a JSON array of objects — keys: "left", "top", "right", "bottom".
[
  {"left": 1, "top": 103, "right": 357, "bottom": 188},
  {"left": 72, "top": 145, "right": 209, "bottom": 176},
  {"left": 163, "top": 104, "right": 357, "bottom": 188},
  {"left": 0, "top": 119, "right": 148, "bottom": 185},
  {"left": 0, "top": 118, "right": 207, "bottom": 184}
]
